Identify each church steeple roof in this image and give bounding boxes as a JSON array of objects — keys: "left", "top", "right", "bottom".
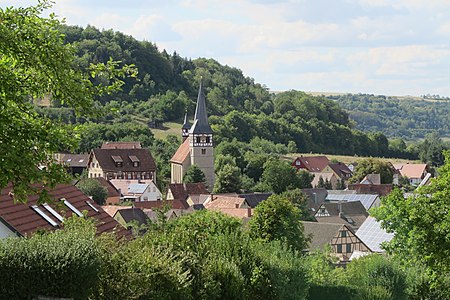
[
  {"left": 190, "top": 80, "right": 213, "bottom": 134},
  {"left": 182, "top": 112, "right": 190, "bottom": 129}
]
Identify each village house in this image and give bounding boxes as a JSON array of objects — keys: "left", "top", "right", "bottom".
[
  {"left": 88, "top": 147, "right": 157, "bottom": 182},
  {"left": 55, "top": 153, "right": 90, "bottom": 176},
  {"left": 170, "top": 83, "right": 215, "bottom": 190},
  {"left": 166, "top": 183, "right": 209, "bottom": 209},
  {"left": 303, "top": 222, "right": 371, "bottom": 262},
  {"left": 0, "top": 183, "right": 130, "bottom": 239},
  {"left": 291, "top": 155, "right": 330, "bottom": 172},
  {"left": 355, "top": 216, "right": 394, "bottom": 253},
  {"left": 311, "top": 172, "right": 339, "bottom": 189},
  {"left": 393, "top": 163, "right": 430, "bottom": 185},
  {"left": 314, "top": 201, "right": 368, "bottom": 231}
]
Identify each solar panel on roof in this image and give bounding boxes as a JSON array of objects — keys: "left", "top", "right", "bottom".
[
  {"left": 42, "top": 203, "right": 64, "bottom": 222},
  {"left": 86, "top": 201, "right": 100, "bottom": 213},
  {"left": 356, "top": 216, "right": 394, "bottom": 252}
]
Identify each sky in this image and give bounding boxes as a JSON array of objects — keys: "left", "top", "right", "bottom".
[{"left": 2, "top": 0, "right": 450, "bottom": 96}]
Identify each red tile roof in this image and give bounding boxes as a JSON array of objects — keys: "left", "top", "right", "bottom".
[
  {"left": 393, "top": 163, "right": 428, "bottom": 179},
  {"left": 0, "top": 183, "right": 130, "bottom": 238},
  {"left": 168, "top": 183, "right": 209, "bottom": 202},
  {"left": 170, "top": 138, "right": 190, "bottom": 164},
  {"left": 328, "top": 162, "right": 352, "bottom": 179},
  {"left": 292, "top": 156, "right": 330, "bottom": 172}
]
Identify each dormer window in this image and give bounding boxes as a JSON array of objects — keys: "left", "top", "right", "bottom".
[
  {"left": 112, "top": 155, "right": 123, "bottom": 167},
  {"left": 129, "top": 155, "right": 140, "bottom": 167}
]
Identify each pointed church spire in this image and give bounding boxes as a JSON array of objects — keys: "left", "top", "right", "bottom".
[
  {"left": 190, "top": 79, "right": 213, "bottom": 134},
  {"left": 182, "top": 111, "right": 190, "bottom": 129}
]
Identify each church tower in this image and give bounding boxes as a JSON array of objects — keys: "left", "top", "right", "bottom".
[
  {"left": 181, "top": 112, "right": 190, "bottom": 142},
  {"left": 189, "top": 82, "right": 215, "bottom": 189}
]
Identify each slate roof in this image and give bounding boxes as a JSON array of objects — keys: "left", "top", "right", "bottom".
[
  {"left": 189, "top": 82, "right": 213, "bottom": 134},
  {"left": 168, "top": 183, "right": 209, "bottom": 202},
  {"left": 315, "top": 201, "right": 368, "bottom": 230},
  {"left": 302, "top": 222, "right": 344, "bottom": 250},
  {"left": 0, "top": 183, "right": 130, "bottom": 238},
  {"left": 114, "top": 208, "right": 150, "bottom": 226},
  {"left": 61, "top": 154, "right": 89, "bottom": 167},
  {"left": 170, "top": 138, "right": 190, "bottom": 164},
  {"left": 101, "top": 142, "right": 142, "bottom": 149},
  {"left": 182, "top": 113, "right": 191, "bottom": 129},
  {"left": 238, "top": 193, "right": 272, "bottom": 208},
  {"left": 92, "top": 148, "right": 156, "bottom": 172}
]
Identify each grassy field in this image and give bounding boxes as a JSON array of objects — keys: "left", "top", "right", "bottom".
[
  {"left": 150, "top": 122, "right": 182, "bottom": 139},
  {"left": 283, "top": 153, "right": 419, "bottom": 164}
]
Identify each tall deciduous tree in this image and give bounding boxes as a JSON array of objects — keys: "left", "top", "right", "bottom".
[
  {"left": 260, "top": 159, "right": 313, "bottom": 194},
  {"left": 371, "top": 151, "right": 450, "bottom": 291},
  {"left": 213, "top": 164, "right": 242, "bottom": 193},
  {"left": 248, "top": 194, "right": 308, "bottom": 252},
  {"left": 76, "top": 179, "right": 108, "bottom": 205},
  {"left": 183, "top": 165, "right": 206, "bottom": 184},
  {"left": 0, "top": 2, "right": 134, "bottom": 202},
  {"left": 349, "top": 158, "right": 395, "bottom": 184}
]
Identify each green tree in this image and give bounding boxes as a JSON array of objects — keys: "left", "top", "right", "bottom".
[
  {"left": 371, "top": 151, "right": 450, "bottom": 292},
  {"left": 213, "top": 164, "right": 242, "bottom": 193},
  {"left": 0, "top": 2, "right": 133, "bottom": 202},
  {"left": 260, "top": 159, "right": 306, "bottom": 194},
  {"left": 76, "top": 178, "right": 108, "bottom": 205},
  {"left": 183, "top": 164, "right": 206, "bottom": 184},
  {"left": 248, "top": 194, "right": 308, "bottom": 252},
  {"left": 350, "top": 158, "right": 395, "bottom": 184},
  {"left": 280, "top": 188, "right": 315, "bottom": 221}
]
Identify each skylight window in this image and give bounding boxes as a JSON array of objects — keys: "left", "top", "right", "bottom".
[
  {"left": 86, "top": 201, "right": 100, "bottom": 213},
  {"left": 42, "top": 203, "right": 64, "bottom": 222},
  {"left": 31, "top": 205, "right": 58, "bottom": 227},
  {"left": 61, "top": 198, "right": 84, "bottom": 217}
]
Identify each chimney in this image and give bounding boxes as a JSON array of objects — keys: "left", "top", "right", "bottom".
[
  {"left": 235, "top": 203, "right": 239, "bottom": 209},
  {"left": 247, "top": 208, "right": 252, "bottom": 217},
  {"left": 338, "top": 201, "right": 344, "bottom": 218}
]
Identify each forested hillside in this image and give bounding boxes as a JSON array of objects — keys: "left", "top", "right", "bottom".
[
  {"left": 33, "top": 24, "right": 449, "bottom": 189},
  {"left": 329, "top": 94, "right": 450, "bottom": 139}
]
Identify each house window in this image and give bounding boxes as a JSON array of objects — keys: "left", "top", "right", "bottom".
[
  {"left": 206, "top": 136, "right": 211, "bottom": 143},
  {"left": 133, "top": 161, "right": 139, "bottom": 167},
  {"left": 295, "top": 160, "right": 301, "bottom": 165},
  {"left": 196, "top": 136, "right": 201, "bottom": 143},
  {"left": 128, "top": 173, "right": 132, "bottom": 179},
  {"left": 341, "top": 231, "right": 347, "bottom": 237},
  {"left": 337, "top": 244, "right": 342, "bottom": 253},
  {"left": 144, "top": 197, "right": 148, "bottom": 201},
  {"left": 346, "top": 244, "right": 352, "bottom": 253},
  {"left": 201, "top": 148, "right": 206, "bottom": 155}
]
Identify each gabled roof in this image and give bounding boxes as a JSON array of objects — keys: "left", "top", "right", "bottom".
[
  {"left": 207, "top": 207, "right": 252, "bottom": 220},
  {"left": 204, "top": 195, "right": 248, "bottom": 209},
  {"left": 293, "top": 156, "right": 330, "bottom": 172},
  {"left": 189, "top": 82, "right": 213, "bottom": 134},
  {"left": 168, "top": 183, "right": 209, "bottom": 202},
  {"left": 170, "top": 138, "right": 190, "bottom": 164},
  {"left": 92, "top": 148, "right": 156, "bottom": 172},
  {"left": 93, "top": 178, "right": 121, "bottom": 197},
  {"left": 311, "top": 172, "right": 336, "bottom": 187},
  {"left": 101, "top": 142, "right": 142, "bottom": 149},
  {"left": 114, "top": 208, "right": 150, "bottom": 226},
  {"left": 315, "top": 201, "right": 368, "bottom": 229},
  {"left": 302, "top": 222, "right": 345, "bottom": 250},
  {"left": 361, "top": 174, "right": 381, "bottom": 185},
  {"left": 328, "top": 162, "right": 352, "bottom": 178},
  {"left": 0, "top": 183, "right": 130, "bottom": 238},
  {"left": 238, "top": 193, "right": 272, "bottom": 208},
  {"left": 393, "top": 163, "right": 428, "bottom": 179},
  {"left": 61, "top": 154, "right": 89, "bottom": 167}
]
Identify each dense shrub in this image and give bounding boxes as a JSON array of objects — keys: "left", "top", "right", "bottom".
[{"left": 0, "top": 217, "right": 100, "bottom": 299}]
